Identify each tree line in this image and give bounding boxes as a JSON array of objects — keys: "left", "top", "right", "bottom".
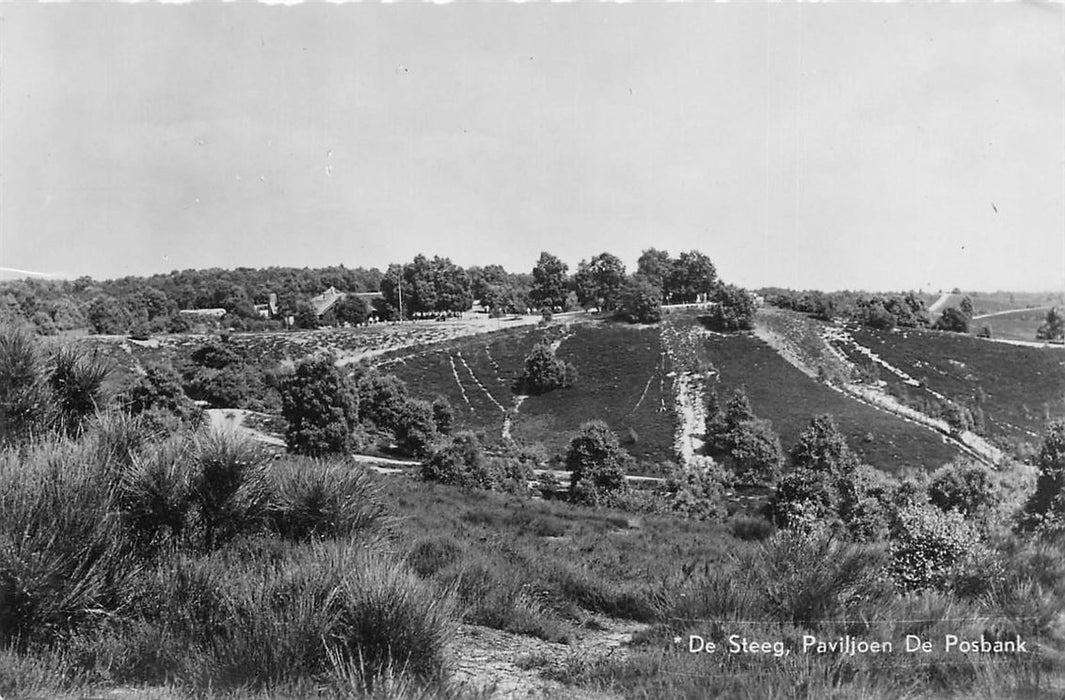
[{"left": 0, "top": 247, "right": 756, "bottom": 335}]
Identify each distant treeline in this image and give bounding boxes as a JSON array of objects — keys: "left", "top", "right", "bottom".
[{"left": 0, "top": 247, "right": 757, "bottom": 335}]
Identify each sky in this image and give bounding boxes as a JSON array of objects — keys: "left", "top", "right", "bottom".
[{"left": 1, "top": 3, "right": 1063, "bottom": 293}]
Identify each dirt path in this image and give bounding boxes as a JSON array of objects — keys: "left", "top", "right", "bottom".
[
  {"left": 204, "top": 409, "right": 286, "bottom": 447},
  {"left": 451, "top": 617, "right": 648, "bottom": 699},
  {"left": 972, "top": 306, "right": 1053, "bottom": 320}
]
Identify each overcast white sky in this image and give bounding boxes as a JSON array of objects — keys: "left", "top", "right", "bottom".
[{"left": 1, "top": 3, "right": 1063, "bottom": 292}]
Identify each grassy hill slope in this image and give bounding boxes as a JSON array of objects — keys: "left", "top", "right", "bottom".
[
  {"left": 850, "top": 327, "right": 1065, "bottom": 442},
  {"left": 702, "top": 332, "right": 961, "bottom": 472}
]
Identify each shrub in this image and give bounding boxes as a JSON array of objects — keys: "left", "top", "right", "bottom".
[
  {"left": 663, "top": 465, "right": 727, "bottom": 521},
  {"left": 421, "top": 431, "right": 500, "bottom": 489},
  {"left": 280, "top": 355, "right": 359, "bottom": 456},
  {"left": 123, "top": 362, "right": 202, "bottom": 430},
  {"left": 430, "top": 395, "right": 454, "bottom": 435},
  {"left": 707, "top": 284, "right": 755, "bottom": 331},
  {"left": 618, "top": 278, "right": 663, "bottom": 324},
  {"left": 517, "top": 342, "right": 576, "bottom": 394},
  {"left": 1019, "top": 420, "right": 1065, "bottom": 533},
  {"left": 564, "top": 421, "right": 632, "bottom": 505},
  {"left": 889, "top": 505, "right": 981, "bottom": 591},
  {"left": 928, "top": 461, "right": 998, "bottom": 520},
  {"left": 727, "top": 418, "right": 784, "bottom": 487},
  {"left": 393, "top": 399, "right": 440, "bottom": 458},
  {"left": 355, "top": 369, "right": 410, "bottom": 434},
  {"left": 751, "top": 525, "right": 892, "bottom": 628}
]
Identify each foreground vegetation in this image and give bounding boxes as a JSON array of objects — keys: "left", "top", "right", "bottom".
[{"left": 4, "top": 313, "right": 1065, "bottom": 698}]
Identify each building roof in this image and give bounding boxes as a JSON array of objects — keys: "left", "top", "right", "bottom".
[{"left": 310, "top": 286, "right": 346, "bottom": 316}]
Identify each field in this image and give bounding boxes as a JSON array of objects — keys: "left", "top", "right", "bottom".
[
  {"left": 515, "top": 323, "right": 676, "bottom": 468},
  {"left": 379, "top": 321, "right": 677, "bottom": 469},
  {"left": 701, "top": 331, "right": 961, "bottom": 473},
  {"left": 848, "top": 327, "right": 1065, "bottom": 442},
  {"left": 972, "top": 308, "right": 1055, "bottom": 343}
]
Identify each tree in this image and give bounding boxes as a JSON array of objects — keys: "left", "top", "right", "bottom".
[
  {"left": 935, "top": 307, "right": 970, "bottom": 334},
  {"left": 573, "top": 253, "right": 626, "bottom": 311},
  {"left": 1020, "top": 420, "right": 1065, "bottom": 532},
  {"left": 769, "top": 414, "right": 860, "bottom": 529},
  {"left": 333, "top": 295, "right": 369, "bottom": 326},
  {"left": 707, "top": 284, "right": 756, "bottom": 331},
  {"left": 790, "top": 414, "right": 859, "bottom": 477},
  {"left": 565, "top": 421, "right": 632, "bottom": 505},
  {"left": 959, "top": 295, "right": 974, "bottom": 319},
  {"left": 928, "top": 462, "right": 997, "bottom": 520},
  {"left": 666, "top": 251, "right": 717, "bottom": 304},
  {"left": 618, "top": 278, "right": 662, "bottom": 324},
  {"left": 356, "top": 370, "right": 411, "bottom": 434},
  {"left": 636, "top": 248, "right": 673, "bottom": 290},
  {"left": 1036, "top": 308, "right": 1064, "bottom": 342},
  {"left": 87, "top": 295, "right": 131, "bottom": 335},
  {"left": 530, "top": 252, "right": 569, "bottom": 311},
  {"left": 431, "top": 395, "right": 454, "bottom": 435},
  {"left": 394, "top": 398, "right": 440, "bottom": 457},
  {"left": 728, "top": 418, "right": 785, "bottom": 487},
  {"left": 517, "top": 342, "right": 576, "bottom": 394},
  {"left": 293, "top": 301, "right": 319, "bottom": 330},
  {"left": 280, "top": 355, "right": 359, "bottom": 456}
]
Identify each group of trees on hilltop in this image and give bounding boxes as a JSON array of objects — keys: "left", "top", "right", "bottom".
[
  {"left": 0, "top": 247, "right": 757, "bottom": 335},
  {"left": 378, "top": 255, "right": 474, "bottom": 320},
  {"left": 767, "top": 289, "right": 932, "bottom": 331}
]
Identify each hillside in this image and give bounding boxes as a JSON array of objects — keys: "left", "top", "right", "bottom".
[{"left": 848, "top": 326, "right": 1065, "bottom": 442}]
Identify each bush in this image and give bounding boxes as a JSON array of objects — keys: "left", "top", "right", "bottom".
[
  {"left": 928, "top": 461, "right": 998, "bottom": 520},
  {"left": 393, "top": 399, "right": 440, "bottom": 458},
  {"left": 618, "top": 278, "right": 663, "bottom": 324},
  {"left": 751, "top": 526, "right": 892, "bottom": 628},
  {"left": 707, "top": 284, "right": 755, "bottom": 331},
  {"left": 421, "top": 431, "right": 500, "bottom": 489},
  {"left": 889, "top": 505, "right": 981, "bottom": 591},
  {"left": 1020, "top": 420, "right": 1065, "bottom": 533},
  {"left": 123, "top": 363, "right": 202, "bottom": 430},
  {"left": 663, "top": 465, "right": 727, "bottom": 521},
  {"left": 517, "top": 342, "right": 576, "bottom": 394},
  {"left": 564, "top": 421, "right": 632, "bottom": 505},
  {"left": 280, "top": 355, "right": 359, "bottom": 456},
  {"left": 727, "top": 418, "right": 784, "bottom": 487}
]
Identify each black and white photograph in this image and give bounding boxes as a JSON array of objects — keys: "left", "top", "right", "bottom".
[{"left": 1, "top": 2, "right": 1063, "bottom": 698}]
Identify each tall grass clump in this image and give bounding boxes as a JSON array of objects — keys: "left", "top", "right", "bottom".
[
  {"left": 187, "top": 429, "right": 273, "bottom": 550},
  {"left": 268, "top": 457, "right": 393, "bottom": 542},
  {"left": 0, "top": 437, "right": 137, "bottom": 646},
  {"left": 139, "top": 541, "right": 455, "bottom": 689},
  {"left": 47, "top": 345, "right": 111, "bottom": 437},
  {"left": 0, "top": 325, "right": 51, "bottom": 444}
]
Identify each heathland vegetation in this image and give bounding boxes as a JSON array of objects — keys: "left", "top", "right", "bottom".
[{"left": 2, "top": 250, "right": 1065, "bottom": 698}]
